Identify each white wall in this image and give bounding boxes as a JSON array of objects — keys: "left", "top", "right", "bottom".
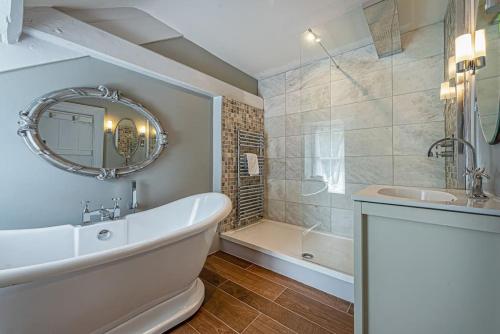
[{"left": 0, "top": 56, "right": 213, "bottom": 229}]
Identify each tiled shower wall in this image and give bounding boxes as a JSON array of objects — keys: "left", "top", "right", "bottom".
[{"left": 259, "top": 22, "right": 445, "bottom": 238}]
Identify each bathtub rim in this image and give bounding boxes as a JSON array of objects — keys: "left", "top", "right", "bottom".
[{"left": 0, "top": 192, "right": 231, "bottom": 288}]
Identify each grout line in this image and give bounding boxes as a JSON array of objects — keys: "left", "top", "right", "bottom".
[
  {"left": 244, "top": 261, "right": 352, "bottom": 315},
  {"left": 210, "top": 255, "right": 284, "bottom": 293},
  {"left": 200, "top": 306, "right": 242, "bottom": 334},
  {"left": 187, "top": 323, "right": 201, "bottom": 334},
  {"left": 240, "top": 312, "right": 261, "bottom": 334},
  {"left": 212, "top": 252, "right": 254, "bottom": 270},
  {"left": 217, "top": 279, "right": 338, "bottom": 334}
]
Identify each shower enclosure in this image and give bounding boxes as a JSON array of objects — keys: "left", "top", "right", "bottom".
[{"left": 223, "top": 0, "right": 445, "bottom": 301}]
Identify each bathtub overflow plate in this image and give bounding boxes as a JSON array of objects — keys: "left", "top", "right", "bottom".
[{"left": 97, "top": 229, "right": 112, "bottom": 241}]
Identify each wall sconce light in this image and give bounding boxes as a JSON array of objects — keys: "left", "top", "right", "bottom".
[
  {"left": 138, "top": 125, "right": 146, "bottom": 147},
  {"left": 105, "top": 120, "right": 113, "bottom": 134},
  {"left": 440, "top": 82, "right": 456, "bottom": 101},
  {"left": 455, "top": 30, "right": 487, "bottom": 73}
]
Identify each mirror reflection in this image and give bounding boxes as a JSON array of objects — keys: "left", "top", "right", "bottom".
[
  {"left": 38, "top": 98, "right": 157, "bottom": 169},
  {"left": 476, "top": 0, "right": 500, "bottom": 144}
]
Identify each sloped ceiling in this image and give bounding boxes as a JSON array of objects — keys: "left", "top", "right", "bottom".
[{"left": 25, "top": 0, "right": 449, "bottom": 79}]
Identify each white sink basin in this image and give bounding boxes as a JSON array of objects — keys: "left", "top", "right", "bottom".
[{"left": 377, "top": 187, "right": 458, "bottom": 203}]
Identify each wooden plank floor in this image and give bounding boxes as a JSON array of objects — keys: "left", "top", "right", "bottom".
[{"left": 166, "top": 252, "right": 353, "bottom": 334}]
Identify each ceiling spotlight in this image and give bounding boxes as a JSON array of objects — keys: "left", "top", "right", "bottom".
[
  {"left": 306, "top": 31, "right": 316, "bottom": 42},
  {"left": 306, "top": 28, "right": 321, "bottom": 43}
]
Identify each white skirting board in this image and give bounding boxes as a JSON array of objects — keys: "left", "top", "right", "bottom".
[{"left": 220, "top": 238, "right": 354, "bottom": 302}]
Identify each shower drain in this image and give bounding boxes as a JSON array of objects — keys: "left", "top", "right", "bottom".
[{"left": 301, "top": 252, "right": 314, "bottom": 260}]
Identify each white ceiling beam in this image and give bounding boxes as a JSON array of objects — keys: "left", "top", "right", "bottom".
[
  {"left": 1, "top": 0, "right": 24, "bottom": 44},
  {"left": 23, "top": 7, "right": 263, "bottom": 109}
]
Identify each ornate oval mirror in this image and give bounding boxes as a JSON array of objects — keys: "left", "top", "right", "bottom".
[
  {"left": 476, "top": 0, "right": 500, "bottom": 144},
  {"left": 18, "top": 86, "right": 168, "bottom": 180}
]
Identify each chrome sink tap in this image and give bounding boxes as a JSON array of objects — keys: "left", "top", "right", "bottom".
[
  {"left": 81, "top": 198, "right": 122, "bottom": 225},
  {"left": 427, "top": 137, "right": 488, "bottom": 199}
]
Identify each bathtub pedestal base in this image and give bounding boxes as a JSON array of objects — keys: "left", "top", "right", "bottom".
[{"left": 107, "top": 278, "right": 205, "bottom": 334}]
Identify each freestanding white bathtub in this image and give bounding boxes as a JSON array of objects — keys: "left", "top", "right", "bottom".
[{"left": 0, "top": 192, "right": 231, "bottom": 334}]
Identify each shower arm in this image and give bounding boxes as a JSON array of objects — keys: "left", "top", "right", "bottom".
[{"left": 317, "top": 41, "right": 340, "bottom": 69}]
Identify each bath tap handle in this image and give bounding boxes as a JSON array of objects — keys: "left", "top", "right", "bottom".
[
  {"left": 112, "top": 197, "right": 122, "bottom": 209},
  {"left": 81, "top": 200, "right": 90, "bottom": 213},
  {"left": 112, "top": 197, "right": 122, "bottom": 220}
]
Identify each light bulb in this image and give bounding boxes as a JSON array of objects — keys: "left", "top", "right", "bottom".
[
  {"left": 106, "top": 120, "right": 113, "bottom": 132},
  {"left": 455, "top": 33, "right": 473, "bottom": 63},
  {"left": 448, "top": 56, "right": 456, "bottom": 79},
  {"left": 139, "top": 126, "right": 146, "bottom": 135},
  {"left": 474, "top": 29, "right": 486, "bottom": 58},
  {"left": 440, "top": 82, "right": 450, "bottom": 100},
  {"left": 306, "top": 31, "right": 316, "bottom": 42}
]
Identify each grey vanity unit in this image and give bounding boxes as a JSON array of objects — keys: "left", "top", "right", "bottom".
[{"left": 352, "top": 185, "right": 500, "bottom": 334}]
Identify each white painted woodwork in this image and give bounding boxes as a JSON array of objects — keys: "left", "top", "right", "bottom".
[
  {"left": 0, "top": 0, "right": 23, "bottom": 44},
  {"left": 0, "top": 34, "right": 84, "bottom": 73},
  {"left": 23, "top": 7, "right": 263, "bottom": 109},
  {"left": 39, "top": 102, "right": 105, "bottom": 168},
  {"left": 60, "top": 7, "right": 183, "bottom": 45},
  {"left": 354, "top": 200, "right": 500, "bottom": 334}
]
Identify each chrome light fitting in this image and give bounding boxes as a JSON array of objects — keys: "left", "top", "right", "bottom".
[
  {"left": 455, "top": 30, "right": 486, "bottom": 74},
  {"left": 306, "top": 28, "right": 340, "bottom": 69}
]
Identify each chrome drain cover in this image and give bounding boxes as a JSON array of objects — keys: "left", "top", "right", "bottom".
[{"left": 302, "top": 252, "right": 314, "bottom": 260}]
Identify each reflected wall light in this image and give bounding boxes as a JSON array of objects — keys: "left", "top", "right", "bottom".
[
  {"left": 105, "top": 120, "right": 113, "bottom": 134},
  {"left": 139, "top": 125, "right": 146, "bottom": 147}
]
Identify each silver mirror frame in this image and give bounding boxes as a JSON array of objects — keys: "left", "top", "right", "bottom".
[{"left": 17, "top": 86, "right": 168, "bottom": 180}]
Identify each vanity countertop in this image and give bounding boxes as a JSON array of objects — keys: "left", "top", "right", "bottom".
[{"left": 353, "top": 185, "right": 500, "bottom": 217}]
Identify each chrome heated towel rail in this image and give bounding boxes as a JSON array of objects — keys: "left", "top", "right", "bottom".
[{"left": 237, "top": 129, "right": 264, "bottom": 224}]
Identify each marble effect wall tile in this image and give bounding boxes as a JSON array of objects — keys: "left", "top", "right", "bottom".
[
  {"left": 393, "top": 54, "right": 443, "bottom": 95},
  {"left": 265, "top": 116, "right": 285, "bottom": 138},
  {"left": 394, "top": 156, "right": 445, "bottom": 188},
  {"left": 266, "top": 179, "right": 285, "bottom": 200},
  {"left": 259, "top": 73, "right": 285, "bottom": 98},
  {"left": 303, "top": 132, "right": 331, "bottom": 158},
  {"left": 393, "top": 122, "right": 444, "bottom": 156},
  {"left": 285, "top": 90, "right": 301, "bottom": 114},
  {"left": 285, "top": 158, "right": 302, "bottom": 180},
  {"left": 265, "top": 199, "right": 285, "bottom": 221},
  {"left": 285, "top": 135, "right": 302, "bottom": 158},
  {"left": 301, "top": 83, "right": 331, "bottom": 112},
  {"left": 285, "top": 180, "right": 301, "bottom": 203},
  {"left": 331, "top": 97, "right": 392, "bottom": 131},
  {"left": 301, "top": 108, "right": 331, "bottom": 134},
  {"left": 301, "top": 180, "right": 331, "bottom": 207},
  {"left": 393, "top": 22, "right": 444, "bottom": 66},
  {"left": 331, "top": 208, "right": 354, "bottom": 238},
  {"left": 331, "top": 68, "right": 392, "bottom": 106},
  {"left": 343, "top": 127, "right": 393, "bottom": 157},
  {"left": 286, "top": 59, "right": 331, "bottom": 92},
  {"left": 331, "top": 183, "right": 367, "bottom": 210},
  {"left": 264, "top": 94, "right": 285, "bottom": 118},
  {"left": 346, "top": 156, "right": 393, "bottom": 184},
  {"left": 266, "top": 158, "right": 285, "bottom": 179},
  {"left": 331, "top": 44, "right": 391, "bottom": 82},
  {"left": 266, "top": 137, "right": 285, "bottom": 158},
  {"left": 393, "top": 89, "right": 444, "bottom": 125},
  {"left": 285, "top": 202, "right": 331, "bottom": 232}
]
